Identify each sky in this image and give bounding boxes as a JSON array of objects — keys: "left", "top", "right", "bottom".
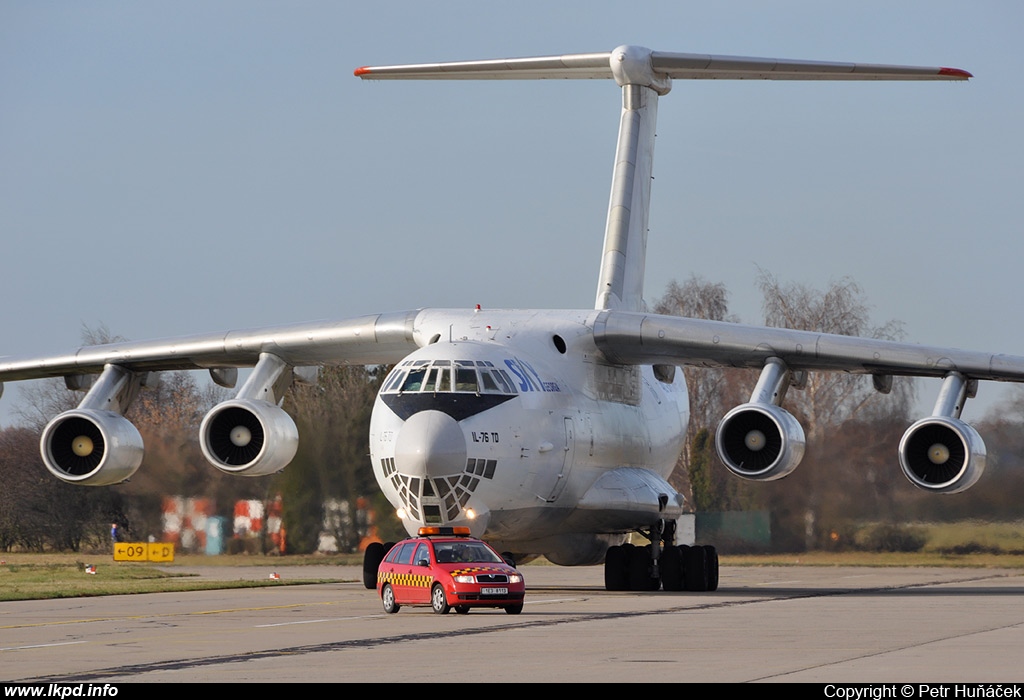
[{"left": 1, "top": 1, "right": 1022, "bottom": 426}]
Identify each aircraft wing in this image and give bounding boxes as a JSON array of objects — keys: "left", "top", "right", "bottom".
[
  {"left": 593, "top": 310, "right": 1024, "bottom": 383},
  {"left": 0, "top": 311, "right": 421, "bottom": 385}
]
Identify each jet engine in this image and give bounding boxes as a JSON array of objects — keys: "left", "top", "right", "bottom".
[
  {"left": 715, "top": 403, "right": 806, "bottom": 481},
  {"left": 40, "top": 409, "right": 144, "bottom": 486},
  {"left": 200, "top": 399, "right": 299, "bottom": 476},
  {"left": 898, "top": 416, "right": 986, "bottom": 494}
]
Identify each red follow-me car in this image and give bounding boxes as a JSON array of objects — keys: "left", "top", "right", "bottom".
[{"left": 376, "top": 527, "right": 526, "bottom": 615}]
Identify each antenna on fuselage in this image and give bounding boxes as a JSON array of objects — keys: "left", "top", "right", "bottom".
[{"left": 355, "top": 47, "right": 970, "bottom": 312}]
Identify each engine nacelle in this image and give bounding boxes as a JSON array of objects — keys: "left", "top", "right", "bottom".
[
  {"left": 40, "top": 409, "right": 144, "bottom": 486},
  {"left": 715, "top": 403, "right": 806, "bottom": 481},
  {"left": 898, "top": 416, "right": 986, "bottom": 494},
  {"left": 200, "top": 399, "right": 298, "bottom": 476}
]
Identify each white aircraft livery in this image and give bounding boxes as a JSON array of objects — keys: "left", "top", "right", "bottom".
[{"left": 0, "top": 46, "right": 1012, "bottom": 592}]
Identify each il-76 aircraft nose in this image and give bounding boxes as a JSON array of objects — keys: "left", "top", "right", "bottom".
[{"left": 394, "top": 409, "right": 468, "bottom": 477}]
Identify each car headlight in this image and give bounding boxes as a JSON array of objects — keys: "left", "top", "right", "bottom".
[
  {"left": 508, "top": 574, "right": 523, "bottom": 584},
  {"left": 453, "top": 575, "right": 475, "bottom": 584}
]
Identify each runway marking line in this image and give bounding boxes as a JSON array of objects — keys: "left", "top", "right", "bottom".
[
  {"left": 257, "top": 615, "right": 386, "bottom": 628},
  {"left": 0, "top": 641, "right": 87, "bottom": 652},
  {"left": 0, "top": 601, "right": 340, "bottom": 630}
]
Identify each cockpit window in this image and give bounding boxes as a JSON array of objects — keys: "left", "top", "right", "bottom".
[
  {"left": 454, "top": 368, "right": 478, "bottom": 393},
  {"left": 479, "top": 371, "right": 499, "bottom": 393},
  {"left": 423, "top": 367, "right": 450, "bottom": 392},
  {"left": 383, "top": 359, "right": 517, "bottom": 395},
  {"left": 382, "top": 369, "right": 405, "bottom": 393},
  {"left": 493, "top": 368, "right": 516, "bottom": 390},
  {"left": 401, "top": 368, "right": 426, "bottom": 392}
]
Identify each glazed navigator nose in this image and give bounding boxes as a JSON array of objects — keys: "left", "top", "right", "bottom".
[{"left": 394, "top": 410, "right": 467, "bottom": 477}]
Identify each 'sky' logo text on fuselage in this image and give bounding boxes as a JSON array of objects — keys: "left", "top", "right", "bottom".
[{"left": 504, "top": 358, "right": 560, "bottom": 393}]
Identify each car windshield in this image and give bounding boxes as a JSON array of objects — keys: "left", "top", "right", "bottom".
[{"left": 433, "top": 541, "right": 504, "bottom": 564}]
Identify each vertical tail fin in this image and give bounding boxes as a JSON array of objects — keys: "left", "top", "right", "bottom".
[
  {"left": 594, "top": 46, "right": 670, "bottom": 312},
  {"left": 355, "top": 46, "right": 969, "bottom": 313}
]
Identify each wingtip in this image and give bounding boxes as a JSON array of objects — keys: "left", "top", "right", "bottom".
[
  {"left": 354, "top": 66, "right": 371, "bottom": 77},
  {"left": 939, "top": 67, "right": 973, "bottom": 79}
]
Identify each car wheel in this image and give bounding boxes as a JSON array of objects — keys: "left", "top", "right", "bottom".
[
  {"left": 362, "top": 542, "right": 386, "bottom": 590},
  {"left": 431, "top": 584, "right": 450, "bottom": 614},
  {"left": 455, "top": 605, "right": 470, "bottom": 614},
  {"left": 504, "top": 604, "right": 523, "bottom": 615},
  {"left": 381, "top": 584, "right": 400, "bottom": 614}
]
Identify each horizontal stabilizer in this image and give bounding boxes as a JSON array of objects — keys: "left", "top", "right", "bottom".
[
  {"left": 355, "top": 52, "right": 613, "bottom": 80},
  {"left": 355, "top": 46, "right": 971, "bottom": 83},
  {"left": 649, "top": 51, "right": 971, "bottom": 81}
]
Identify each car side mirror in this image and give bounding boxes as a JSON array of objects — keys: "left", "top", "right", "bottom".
[{"left": 416, "top": 558, "right": 429, "bottom": 567}]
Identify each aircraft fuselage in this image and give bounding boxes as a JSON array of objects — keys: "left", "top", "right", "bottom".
[{"left": 368, "top": 308, "right": 689, "bottom": 563}]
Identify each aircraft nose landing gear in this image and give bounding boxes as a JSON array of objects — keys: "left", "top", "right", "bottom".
[{"left": 603, "top": 519, "right": 719, "bottom": 592}]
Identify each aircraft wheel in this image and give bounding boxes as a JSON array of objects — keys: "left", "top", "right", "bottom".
[
  {"left": 684, "top": 544, "right": 709, "bottom": 592},
  {"left": 628, "top": 545, "right": 659, "bottom": 591},
  {"left": 704, "top": 545, "right": 720, "bottom": 592},
  {"left": 604, "top": 545, "right": 629, "bottom": 590},
  {"left": 362, "top": 542, "right": 386, "bottom": 590},
  {"left": 381, "top": 584, "right": 400, "bottom": 614},
  {"left": 505, "top": 604, "right": 523, "bottom": 615},
  {"left": 431, "top": 584, "right": 451, "bottom": 614},
  {"left": 455, "top": 605, "right": 470, "bottom": 614},
  {"left": 660, "top": 544, "right": 684, "bottom": 591}
]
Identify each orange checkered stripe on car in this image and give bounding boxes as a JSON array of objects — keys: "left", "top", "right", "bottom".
[
  {"left": 378, "top": 570, "right": 432, "bottom": 588},
  {"left": 450, "top": 567, "right": 506, "bottom": 576}
]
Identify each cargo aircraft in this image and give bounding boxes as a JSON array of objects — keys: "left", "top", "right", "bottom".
[{"left": 0, "top": 46, "right": 1013, "bottom": 592}]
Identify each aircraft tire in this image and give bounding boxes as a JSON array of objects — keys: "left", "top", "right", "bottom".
[
  {"left": 455, "top": 605, "right": 470, "bottom": 614},
  {"left": 627, "top": 545, "right": 648, "bottom": 590},
  {"left": 704, "top": 545, "right": 720, "bottom": 592},
  {"left": 684, "top": 544, "right": 709, "bottom": 592},
  {"left": 628, "top": 545, "right": 660, "bottom": 591},
  {"left": 604, "top": 545, "right": 629, "bottom": 591},
  {"left": 660, "top": 545, "right": 684, "bottom": 591},
  {"left": 504, "top": 604, "right": 523, "bottom": 615},
  {"left": 362, "top": 542, "right": 386, "bottom": 589}
]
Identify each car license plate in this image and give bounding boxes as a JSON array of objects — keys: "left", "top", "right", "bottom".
[{"left": 481, "top": 587, "right": 508, "bottom": 595}]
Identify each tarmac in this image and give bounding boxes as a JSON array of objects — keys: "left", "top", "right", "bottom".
[{"left": 2, "top": 563, "right": 1024, "bottom": 683}]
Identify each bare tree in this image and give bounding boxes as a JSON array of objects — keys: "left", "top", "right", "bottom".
[
  {"left": 11, "top": 324, "right": 126, "bottom": 431},
  {"left": 756, "top": 271, "right": 915, "bottom": 548},
  {"left": 654, "top": 277, "right": 757, "bottom": 510},
  {"left": 277, "top": 364, "right": 398, "bottom": 553},
  {"left": 758, "top": 271, "right": 913, "bottom": 436}
]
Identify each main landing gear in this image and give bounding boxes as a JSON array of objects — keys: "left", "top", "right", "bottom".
[
  {"left": 603, "top": 519, "right": 719, "bottom": 592},
  {"left": 362, "top": 541, "right": 396, "bottom": 589}
]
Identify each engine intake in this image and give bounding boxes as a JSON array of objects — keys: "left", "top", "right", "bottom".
[
  {"left": 899, "top": 416, "right": 985, "bottom": 494},
  {"left": 41, "top": 409, "right": 144, "bottom": 486},
  {"left": 715, "top": 403, "right": 806, "bottom": 481},
  {"left": 200, "top": 399, "right": 298, "bottom": 476}
]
